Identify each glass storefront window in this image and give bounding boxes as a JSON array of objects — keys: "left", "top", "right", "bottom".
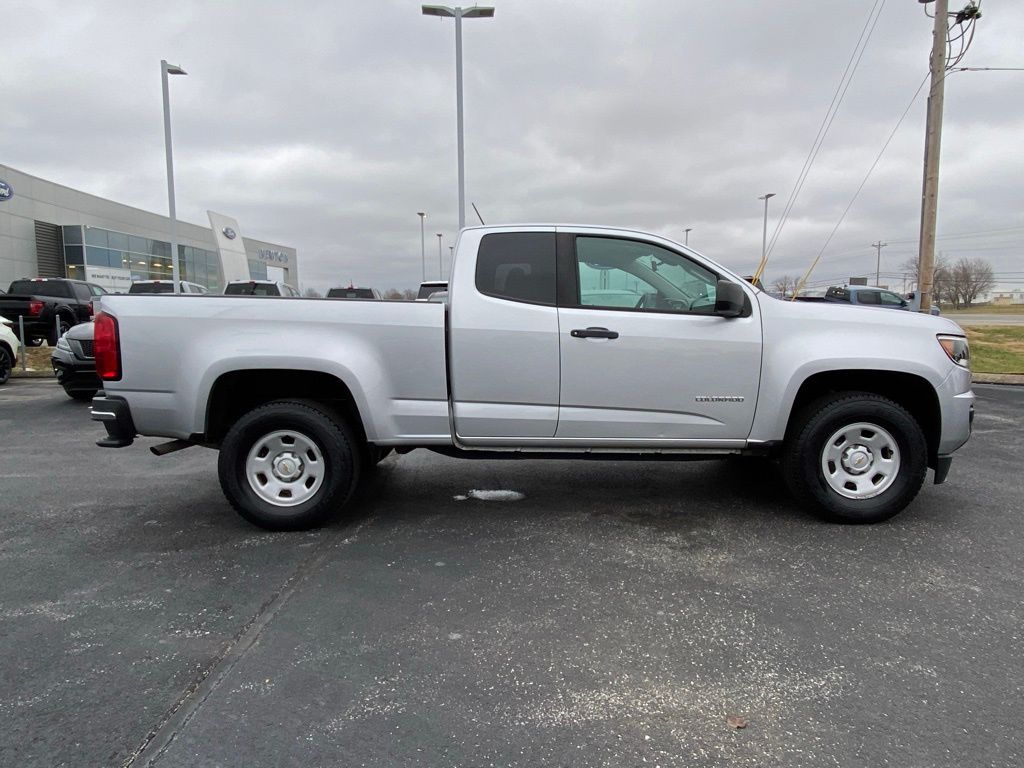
[
  {"left": 64, "top": 245, "right": 84, "bottom": 265},
  {"left": 62, "top": 226, "right": 83, "bottom": 245},
  {"left": 84, "top": 228, "right": 108, "bottom": 247}
]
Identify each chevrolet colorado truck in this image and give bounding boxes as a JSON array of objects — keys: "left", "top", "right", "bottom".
[{"left": 90, "top": 225, "right": 974, "bottom": 530}]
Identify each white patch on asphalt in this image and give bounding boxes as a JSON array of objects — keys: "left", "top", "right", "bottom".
[{"left": 454, "top": 489, "right": 525, "bottom": 502}]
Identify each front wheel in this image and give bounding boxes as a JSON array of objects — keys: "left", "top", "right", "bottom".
[
  {"left": 783, "top": 393, "right": 928, "bottom": 524},
  {"left": 218, "top": 400, "right": 363, "bottom": 531}
]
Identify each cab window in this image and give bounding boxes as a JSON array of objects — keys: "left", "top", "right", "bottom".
[
  {"left": 574, "top": 237, "right": 718, "bottom": 314},
  {"left": 475, "top": 233, "right": 556, "bottom": 305}
]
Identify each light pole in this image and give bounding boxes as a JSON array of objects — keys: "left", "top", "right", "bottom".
[
  {"left": 161, "top": 60, "right": 187, "bottom": 294},
  {"left": 684, "top": 228, "right": 692, "bottom": 246},
  {"left": 417, "top": 212, "right": 427, "bottom": 282},
  {"left": 422, "top": 4, "right": 495, "bottom": 231},
  {"left": 437, "top": 233, "right": 444, "bottom": 279},
  {"left": 753, "top": 193, "right": 775, "bottom": 283}
]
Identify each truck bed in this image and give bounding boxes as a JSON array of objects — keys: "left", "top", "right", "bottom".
[{"left": 98, "top": 294, "right": 450, "bottom": 444}]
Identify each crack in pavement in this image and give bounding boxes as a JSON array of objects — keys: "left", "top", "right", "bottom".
[{"left": 120, "top": 516, "right": 374, "bottom": 768}]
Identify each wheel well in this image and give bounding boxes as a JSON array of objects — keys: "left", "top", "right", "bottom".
[
  {"left": 204, "top": 369, "right": 366, "bottom": 447},
  {"left": 0, "top": 341, "right": 12, "bottom": 359},
  {"left": 786, "top": 370, "right": 941, "bottom": 466}
]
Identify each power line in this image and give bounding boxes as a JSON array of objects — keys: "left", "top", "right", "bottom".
[
  {"left": 761, "top": 0, "right": 887, "bottom": 265},
  {"left": 792, "top": 72, "right": 931, "bottom": 297}
]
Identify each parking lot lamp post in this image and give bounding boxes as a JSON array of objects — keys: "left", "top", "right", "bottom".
[
  {"left": 421, "top": 5, "right": 495, "bottom": 231},
  {"left": 753, "top": 193, "right": 775, "bottom": 282},
  {"left": 684, "top": 228, "right": 692, "bottom": 246},
  {"left": 161, "top": 60, "right": 187, "bottom": 294},
  {"left": 418, "top": 212, "right": 427, "bottom": 282},
  {"left": 437, "top": 233, "right": 444, "bottom": 279}
]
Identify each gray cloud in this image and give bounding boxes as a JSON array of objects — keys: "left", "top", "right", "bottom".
[{"left": 2, "top": 0, "right": 1022, "bottom": 292}]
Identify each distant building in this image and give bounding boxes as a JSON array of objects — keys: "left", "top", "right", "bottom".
[{"left": 0, "top": 163, "right": 297, "bottom": 292}]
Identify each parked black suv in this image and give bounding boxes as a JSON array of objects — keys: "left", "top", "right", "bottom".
[{"left": 0, "top": 278, "right": 106, "bottom": 346}]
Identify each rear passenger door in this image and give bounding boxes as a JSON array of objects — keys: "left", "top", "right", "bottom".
[{"left": 448, "top": 229, "right": 560, "bottom": 440}]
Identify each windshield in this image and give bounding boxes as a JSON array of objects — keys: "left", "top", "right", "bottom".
[
  {"left": 328, "top": 288, "right": 375, "bottom": 299},
  {"left": 225, "top": 283, "right": 280, "bottom": 296},
  {"left": 129, "top": 282, "right": 174, "bottom": 294},
  {"left": 8, "top": 280, "right": 72, "bottom": 298}
]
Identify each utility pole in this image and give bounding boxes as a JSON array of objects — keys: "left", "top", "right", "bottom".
[
  {"left": 436, "top": 233, "right": 444, "bottom": 279},
  {"left": 917, "top": 0, "right": 949, "bottom": 313},
  {"left": 872, "top": 241, "right": 887, "bottom": 286}
]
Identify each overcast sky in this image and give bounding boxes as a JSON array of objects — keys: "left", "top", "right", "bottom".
[{"left": 4, "top": 0, "right": 1023, "bottom": 292}]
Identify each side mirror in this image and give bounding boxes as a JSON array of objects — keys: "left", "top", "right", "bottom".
[{"left": 714, "top": 279, "right": 745, "bottom": 318}]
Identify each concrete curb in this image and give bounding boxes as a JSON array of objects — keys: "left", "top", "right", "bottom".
[{"left": 972, "top": 373, "right": 1024, "bottom": 386}]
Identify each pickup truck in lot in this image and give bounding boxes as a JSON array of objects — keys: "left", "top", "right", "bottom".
[
  {"left": 0, "top": 277, "right": 105, "bottom": 346},
  {"left": 90, "top": 225, "right": 974, "bottom": 530}
]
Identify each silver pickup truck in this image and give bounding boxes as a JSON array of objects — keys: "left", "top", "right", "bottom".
[{"left": 90, "top": 225, "right": 974, "bottom": 530}]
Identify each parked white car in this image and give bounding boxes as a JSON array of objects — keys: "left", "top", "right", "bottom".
[{"left": 0, "top": 315, "right": 22, "bottom": 385}]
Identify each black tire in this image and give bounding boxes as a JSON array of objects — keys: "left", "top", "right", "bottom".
[
  {"left": 0, "top": 346, "right": 12, "bottom": 385},
  {"left": 48, "top": 315, "right": 73, "bottom": 347},
  {"left": 783, "top": 392, "right": 928, "bottom": 524},
  {"left": 218, "top": 400, "right": 363, "bottom": 531},
  {"left": 67, "top": 389, "right": 98, "bottom": 401}
]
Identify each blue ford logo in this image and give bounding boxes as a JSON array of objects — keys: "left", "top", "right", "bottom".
[
  {"left": 0, "top": 180, "right": 12, "bottom": 201},
  {"left": 222, "top": 227, "right": 237, "bottom": 240}
]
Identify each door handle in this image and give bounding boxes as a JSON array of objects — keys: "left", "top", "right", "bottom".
[{"left": 570, "top": 327, "right": 619, "bottom": 339}]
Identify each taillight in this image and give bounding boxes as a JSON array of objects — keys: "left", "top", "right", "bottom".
[
  {"left": 29, "top": 300, "right": 44, "bottom": 316},
  {"left": 94, "top": 312, "right": 121, "bottom": 380},
  {"left": 87, "top": 301, "right": 95, "bottom": 317}
]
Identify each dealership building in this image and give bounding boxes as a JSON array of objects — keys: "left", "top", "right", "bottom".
[{"left": 0, "top": 163, "right": 297, "bottom": 293}]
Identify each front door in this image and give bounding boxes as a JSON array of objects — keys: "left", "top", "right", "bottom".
[{"left": 556, "top": 234, "right": 762, "bottom": 444}]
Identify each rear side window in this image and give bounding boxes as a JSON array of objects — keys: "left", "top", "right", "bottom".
[
  {"left": 8, "top": 280, "right": 72, "bottom": 298},
  {"left": 475, "top": 233, "right": 556, "bottom": 305},
  {"left": 856, "top": 290, "right": 880, "bottom": 305},
  {"left": 72, "top": 283, "right": 92, "bottom": 301},
  {"left": 417, "top": 283, "right": 447, "bottom": 300}
]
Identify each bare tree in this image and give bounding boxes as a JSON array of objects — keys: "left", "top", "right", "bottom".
[
  {"left": 899, "top": 254, "right": 952, "bottom": 306},
  {"left": 771, "top": 275, "right": 799, "bottom": 296},
  {"left": 949, "top": 257, "right": 994, "bottom": 309},
  {"left": 401, "top": 289, "right": 417, "bottom": 301},
  {"left": 383, "top": 288, "right": 403, "bottom": 300},
  {"left": 302, "top": 287, "right": 322, "bottom": 298}
]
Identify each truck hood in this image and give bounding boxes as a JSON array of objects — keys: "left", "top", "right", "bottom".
[{"left": 757, "top": 294, "right": 965, "bottom": 335}]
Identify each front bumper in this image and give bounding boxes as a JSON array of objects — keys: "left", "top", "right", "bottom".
[
  {"left": 90, "top": 391, "right": 136, "bottom": 448},
  {"left": 52, "top": 355, "right": 101, "bottom": 394}
]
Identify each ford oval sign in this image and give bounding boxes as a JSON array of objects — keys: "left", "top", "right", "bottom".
[
  {"left": 222, "top": 227, "right": 237, "bottom": 240},
  {"left": 0, "top": 180, "right": 12, "bottom": 202}
]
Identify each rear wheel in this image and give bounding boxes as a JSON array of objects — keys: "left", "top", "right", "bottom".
[
  {"left": 48, "top": 315, "right": 73, "bottom": 346},
  {"left": 218, "top": 400, "right": 363, "bottom": 530},
  {"left": 0, "top": 347, "right": 12, "bottom": 385},
  {"left": 783, "top": 393, "right": 927, "bottom": 524}
]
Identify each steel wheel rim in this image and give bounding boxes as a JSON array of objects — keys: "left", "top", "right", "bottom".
[
  {"left": 820, "top": 421, "right": 901, "bottom": 500},
  {"left": 245, "top": 429, "right": 325, "bottom": 508}
]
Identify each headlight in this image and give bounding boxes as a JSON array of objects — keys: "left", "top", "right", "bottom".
[{"left": 937, "top": 334, "right": 970, "bottom": 369}]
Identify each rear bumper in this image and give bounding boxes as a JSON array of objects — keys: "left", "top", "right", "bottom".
[{"left": 90, "top": 391, "right": 136, "bottom": 447}]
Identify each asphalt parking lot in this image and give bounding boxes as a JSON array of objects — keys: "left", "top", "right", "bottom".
[{"left": 1, "top": 380, "right": 1022, "bottom": 768}]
